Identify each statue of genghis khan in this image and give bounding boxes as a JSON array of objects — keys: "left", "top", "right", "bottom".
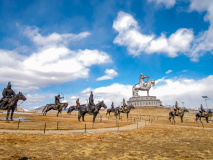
[
  {"left": 139, "top": 73, "right": 149, "bottom": 88},
  {"left": 132, "top": 73, "right": 154, "bottom": 97},
  {"left": 0, "top": 82, "right": 16, "bottom": 109}
]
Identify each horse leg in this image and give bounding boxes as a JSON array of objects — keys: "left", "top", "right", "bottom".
[
  {"left": 10, "top": 108, "right": 15, "bottom": 121},
  {"left": 127, "top": 112, "right": 129, "bottom": 119},
  {"left": 93, "top": 113, "right": 97, "bottom": 123},
  {"left": 82, "top": 113, "right": 86, "bottom": 122},
  {"left": 44, "top": 108, "right": 51, "bottom": 116},
  {"left": 181, "top": 116, "right": 183, "bottom": 123},
  {"left": 173, "top": 116, "right": 175, "bottom": 124},
  {"left": 78, "top": 112, "right": 81, "bottom": 122},
  {"left": 206, "top": 117, "right": 209, "bottom": 123},
  {"left": 6, "top": 108, "right": 10, "bottom": 121}
]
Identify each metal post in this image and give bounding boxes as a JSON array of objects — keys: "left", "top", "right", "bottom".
[
  {"left": 17, "top": 119, "right": 20, "bottom": 129},
  {"left": 202, "top": 96, "right": 208, "bottom": 109},
  {"left": 44, "top": 122, "right": 46, "bottom": 134}
]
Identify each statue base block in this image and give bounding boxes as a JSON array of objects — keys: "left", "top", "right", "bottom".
[{"left": 127, "top": 96, "right": 161, "bottom": 107}]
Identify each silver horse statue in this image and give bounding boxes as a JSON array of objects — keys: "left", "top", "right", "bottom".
[{"left": 132, "top": 73, "right": 155, "bottom": 96}]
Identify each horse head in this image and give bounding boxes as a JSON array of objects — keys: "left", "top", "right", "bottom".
[
  {"left": 63, "top": 102, "right": 69, "bottom": 110},
  {"left": 17, "top": 92, "right": 27, "bottom": 101},
  {"left": 207, "top": 109, "right": 212, "bottom": 114},
  {"left": 183, "top": 107, "right": 189, "bottom": 113},
  {"left": 129, "top": 104, "right": 135, "bottom": 110},
  {"left": 147, "top": 79, "right": 155, "bottom": 87},
  {"left": 100, "top": 101, "right": 107, "bottom": 109}
]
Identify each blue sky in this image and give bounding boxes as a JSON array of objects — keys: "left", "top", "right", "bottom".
[{"left": 0, "top": 0, "right": 213, "bottom": 110}]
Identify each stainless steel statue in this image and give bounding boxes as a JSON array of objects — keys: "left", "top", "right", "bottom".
[{"left": 132, "top": 73, "right": 155, "bottom": 96}]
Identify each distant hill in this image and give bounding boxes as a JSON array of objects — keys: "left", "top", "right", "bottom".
[
  {"left": 17, "top": 107, "right": 25, "bottom": 112},
  {"left": 29, "top": 106, "right": 45, "bottom": 112}
]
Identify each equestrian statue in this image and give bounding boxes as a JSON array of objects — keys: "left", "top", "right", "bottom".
[
  {"left": 169, "top": 101, "right": 189, "bottom": 123},
  {"left": 78, "top": 91, "right": 107, "bottom": 123},
  {"left": 0, "top": 82, "right": 26, "bottom": 120},
  {"left": 106, "top": 101, "right": 115, "bottom": 115},
  {"left": 67, "top": 98, "right": 86, "bottom": 115},
  {"left": 195, "top": 104, "right": 212, "bottom": 123},
  {"left": 42, "top": 93, "right": 68, "bottom": 116},
  {"left": 132, "top": 73, "right": 155, "bottom": 96},
  {"left": 114, "top": 98, "right": 135, "bottom": 119}
]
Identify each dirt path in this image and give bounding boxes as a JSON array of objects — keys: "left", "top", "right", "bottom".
[{"left": 0, "top": 120, "right": 149, "bottom": 134}]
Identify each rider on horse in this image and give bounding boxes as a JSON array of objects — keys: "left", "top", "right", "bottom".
[
  {"left": 199, "top": 104, "right": 206, "bottom": 116},
  {"left": 76, "top": 98, "right": 80, "bottom": 110},
  {"left": 140, "top": 73, "right": 149, "bottom": 88},
  {"left": 111, "top": 101, "right": 114, "bottom": 110},
  {"left": 174, "top": 101, "right": 180, "bottom": 116},
  {"left": 55, "top": 93, "right": 63, "bottom": 109},
  {"left": 88, "top": 91, "right": 95, "bottom": 114},
  {"left": 0, "top": 82, "right": 16, "bottom": 110},
  {"left": 122, "top": 98, "right": 128, "bottom": 112}
]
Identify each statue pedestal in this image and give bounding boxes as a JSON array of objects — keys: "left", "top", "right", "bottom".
[{"left": 127, "top": 96, "right": 161, "bottom": 107}]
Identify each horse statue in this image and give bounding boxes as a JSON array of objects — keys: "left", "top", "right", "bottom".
[
  {"left": 67, "top": 104, "right": 86, "bottom": 115},
  {"left": 0, "top": 92, "right": 26, "bottom": 121},
  {"left": 195, "top": 109, "right": 212, "bottom": 123},
  {"left": 132, "top": 79, "right": 155, "bottom": 96},
  {"left": 42, "top": 102, "right": 68, "bottom": 117},
  {"left": 114, "top": 104, "right": 135, "bottom": 119},
  {"left": 169, "top": 107, "right": 189, "bottom": 123},
  {"left": 78, "top": 101, "right": 107, "bottom": 123},
  {"left": 106, "top": 108, "right": 116, "bottom": 116}
]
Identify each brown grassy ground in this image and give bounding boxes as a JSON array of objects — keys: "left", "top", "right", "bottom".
[{"left": 0, "top": 107, "right": 213, "bottom": 160}]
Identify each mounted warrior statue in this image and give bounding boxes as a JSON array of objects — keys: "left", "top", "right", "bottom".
[
  {"left": 132, "top": 73, "right": 155, "bottom": 96},
  {"left": 0, "top": 82, "right": 26, "bottom": 120},
  {"left": 122, "top": 98, "right": 128, "bottom": 112},
  {"left": 76, "top": 98, "right": 80, "bottom": 110},
  {"left": 88, "top": 91, "right": 95, "bottom": 114},
  {"left": 0, "top": 82, "right": 16, "bottom": 109},
  {"left": 174, "top": 101, "right": 180, "bottom": 116},
  {"left": 55, "top": 93, "right": 64, "bottom": 109},
  {"left": 199, "top": 104, "right": 206, "bottom": 116}
]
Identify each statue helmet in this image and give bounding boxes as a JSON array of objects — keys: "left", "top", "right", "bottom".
[{"left": 7, "top": 82, "right": 11, "bottom": 88}]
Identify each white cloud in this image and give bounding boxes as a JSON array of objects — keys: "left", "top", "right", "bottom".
[
  {"left": 188, "top": 0, "right": 213, "bottom": 61},
  {"left": 113, "top": 11, "right": 194, "bottom": 58},
  {"left": 148, "top": 0, "right": 176, "bottom": 8},
  {"left": 20, "top": 25, "right": 90, "bottom": 47},
  {"left": 151, "top": 75, "right": 213, "bottom": 109},
  {"left": 166, "top": 70, "right": 173, "bottom": 74},
  {"left": 0, "top": 26, "right": 112, "bottom": 92},
  {"left": 70, "top": 75, "right": 213, "bottom": 109},
  {"left": 70, "top": 83, "right": 132, "bottom": 108},
  {"left": 96, "top": 69, "right": 118, "bottom": 81}
]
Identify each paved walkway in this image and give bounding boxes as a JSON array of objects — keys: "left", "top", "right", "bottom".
[{"left": 0, "top": 120, "right": 149, "bottom": 134}]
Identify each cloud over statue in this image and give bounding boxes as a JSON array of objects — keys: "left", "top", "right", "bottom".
[{"left": 128, "top": 73, "right": 161, "bottom": 107}]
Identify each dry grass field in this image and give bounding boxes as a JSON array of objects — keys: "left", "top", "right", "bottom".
[{"left": 0, "top": 107, "right": 213, "bottom": 160}]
